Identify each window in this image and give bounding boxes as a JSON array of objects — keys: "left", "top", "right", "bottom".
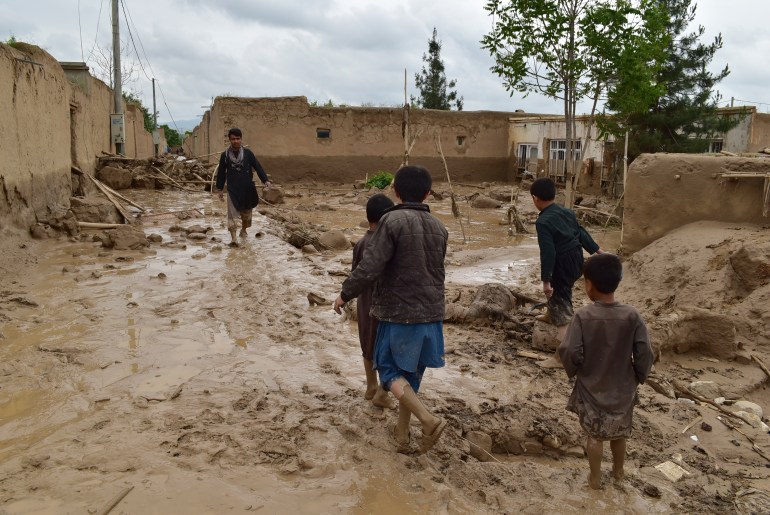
[
  {"left": 548, "top": 139, "right": 582, "bottom": 180},
  {"left": 316, "top": 128, "right": 331, "bottom": 139},
  {"left": 709, "top": 140, "right": 723, "bottom": 153},
  {"left": 456, "top": 135, "right": 466, "bottom": 146},
  {"left": 549, "top": 139, "right": 582, "bottom": 161}
]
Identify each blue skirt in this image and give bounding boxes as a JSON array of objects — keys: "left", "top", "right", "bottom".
[{"left": 373, "top": 321, "right": 445, "bottom": 393}]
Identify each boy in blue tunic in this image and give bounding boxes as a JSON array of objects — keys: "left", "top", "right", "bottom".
[{"left": 334, "top": 166, "right": 449, "bottom": 453}]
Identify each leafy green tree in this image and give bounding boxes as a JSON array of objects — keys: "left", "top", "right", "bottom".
[
  {"left": 122, "top": 91, "right": 156, "bottom": 132},
  {"left": 412, "top": 28, "right": 463, "bottom": 111},
  {"left": 160, "top": 124, "right": 183, "bottom": 147},
  {"left": 602, "top": 0, "right": 738, "bottom": 158},
  {"left": 482, "top": 0, "right": 668, "bottom": 205}
]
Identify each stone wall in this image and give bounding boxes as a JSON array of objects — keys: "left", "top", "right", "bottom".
[
  {"left": 185, "top": 96, "right": 515, "bottom": 182},
  {"left": 622, "top": 154, "right": 770, "bottom": 253}
]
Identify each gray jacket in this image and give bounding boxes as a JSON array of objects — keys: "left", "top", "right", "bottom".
[{"left": 341, "top": 203, "right": 448, "bottom": 324}]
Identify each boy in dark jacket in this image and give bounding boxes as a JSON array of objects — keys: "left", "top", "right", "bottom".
[
  {"left": 353, "top": 194, "right": 396, "bottom": 409},
  {"left": 334, "top": 166, "right": 448, "bottom": 454},
  {"left": 215, "top": 128, "right": 271, "bottom": 245},
  {"left": 530, "top": 177, "right": 602, "bottom": 368},
  {"left": 558, "top": 253, "right": 653, "bottom": 489}
]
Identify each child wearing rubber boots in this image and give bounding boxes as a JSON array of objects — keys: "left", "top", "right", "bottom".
[
  {"left": 530, "top": 177, "right": 602, "bottom": 368},
  {"left": 558, "top": 253, "right": 653, "bottom": 489},
  {"left": 352, "top": 194, "right": 396, "bottom": 409},
  {"left": 334, "top": 165, "right": 448, "bottom": 454}
]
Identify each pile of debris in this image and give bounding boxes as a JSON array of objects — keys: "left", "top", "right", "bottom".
[{"left": 94, "top": 152, "right": 218, "bottom": 192}]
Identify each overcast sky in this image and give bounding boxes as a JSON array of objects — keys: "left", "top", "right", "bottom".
[{"left": 3, "top": 0, "right": 769, "bottom": 131}]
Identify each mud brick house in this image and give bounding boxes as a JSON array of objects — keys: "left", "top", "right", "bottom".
[{"left": 184, "top": 96, "right": 548, "bottom": 183}]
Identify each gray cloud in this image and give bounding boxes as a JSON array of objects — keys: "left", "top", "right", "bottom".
[{"left": 3, "top": 0, "right": 768, "bottom": 126}]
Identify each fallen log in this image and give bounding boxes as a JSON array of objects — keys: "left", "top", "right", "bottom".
[
  {"left": 97, "top": 485, "right": 134, "bottom": 515},
  {"left": 751, "top": 354, "right": 770, "bottom": 380},
  {"left": 672, "top": 379, "right": 756, "bottom": 426},
  {"left": 78, "top": 222, "right": 124, "bottom": 229}
]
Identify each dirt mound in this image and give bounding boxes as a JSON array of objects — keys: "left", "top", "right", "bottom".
[{"left": 619, "top": 221, "right": 770, "bottom": 358}]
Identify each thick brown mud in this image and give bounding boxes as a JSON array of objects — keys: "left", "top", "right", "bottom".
[{"left": 1, "top": 183, "right": 768, "bottom": 514}]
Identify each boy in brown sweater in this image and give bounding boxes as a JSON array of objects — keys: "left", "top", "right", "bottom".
[
  {"left": 557, "top": 253, "right": 654, "bottom": 489},
  {"left": 352, "top": 194, "right": 396, "bottom": 409}
]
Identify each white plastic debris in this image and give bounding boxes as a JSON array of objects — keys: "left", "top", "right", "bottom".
[{"left": 655, "top": 461, "right": 691, "bottom": 482}]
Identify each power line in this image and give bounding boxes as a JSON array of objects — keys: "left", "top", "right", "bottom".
[
  {"left": 118, "top": 0, "right": 182, "bottom": 136},
  {"left": 77, "top": 0, "right": 84, "bottom": 61},
  {"left": 119, "top": 0, "right": 151, "bottom": 82},
  {"left": 84, "top": 0, "right": 106, "bottom": 62},
  {"left": 120, "top": 0, "right": 157, "bottom": 78}
]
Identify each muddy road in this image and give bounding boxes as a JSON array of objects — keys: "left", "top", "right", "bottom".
[{"left": 1, "top": 184, "right": 768, "bottom": 514}]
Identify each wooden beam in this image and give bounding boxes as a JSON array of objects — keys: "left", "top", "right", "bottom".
[{"left": 84, "top": 174, "right": 133, "bottom": 224}]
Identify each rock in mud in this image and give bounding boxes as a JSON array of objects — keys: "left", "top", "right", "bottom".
[
  {"left": 729, "top": 242, "right": 770, "bottom": 293},
  {"left": 471, "top": 195, "right": 502, "bottom": 209},
  {"left": 467, "top": 431, "right": 493, "bottom": 462},
  {"left": 187, "top": 232, "right": 207, "bottom": 240},
  {"left": 688, "top": 381, "right": 722, "bottom": 400},
  {"left": 531, "top": 321, "right": 559, "bottom": 352},
  {"left": 70, "top": 197, "right": 121, "bottom": 224},
  {"left": 147, "top": 233, "right": 163, "bottom": 243},
  {"left": 262, "top": 187, "right": 285, "bottom": 205},
  {"left": 318, "top": 230, "right": 350, "bottom": 250},
  {"left": 733, "top": 400, "right": 763, "bottom": 418},
  {"left": 102, "top": 225, "right": 149, "bottom": 250},
  {"left": 185, "top": 224, "right": 210, "bottom": 234},
  {"left": 192, "top": 251, "right": 207, "bottom": 259},
  {"left": 96, "top": 165, "right": 133, "bottom": 190},
  {"left": 302, "top": 244, "right": 317, "bottom": 254}
]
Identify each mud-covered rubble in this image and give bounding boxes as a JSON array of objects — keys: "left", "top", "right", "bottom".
[{"left": 95, "top": 154, "right": 216, "bottom": 191}]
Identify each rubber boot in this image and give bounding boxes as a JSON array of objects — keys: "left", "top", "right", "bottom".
[{"left": 398, "top": 384, "right": 447, "bottom": 453}]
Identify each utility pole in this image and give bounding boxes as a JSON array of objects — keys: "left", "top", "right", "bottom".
[
  {"left": 152, "top": 78, "right": 158, "bottom": 156},
  {"left": 111, "top": 0, "right": 124, "bottom": 155}
]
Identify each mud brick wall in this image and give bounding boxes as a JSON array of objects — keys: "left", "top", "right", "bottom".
[
  {"left": 186, "top": 96, "right": 514, "bottom": 182},
  {"left": 0, "top": 43, "right": 160, "bottom": 232},
  {"left": 622, "top": 154, "right": 770, "bottom": 253},
  {"left": 0, "top": 43, "right": 72, "bottom": 233}
]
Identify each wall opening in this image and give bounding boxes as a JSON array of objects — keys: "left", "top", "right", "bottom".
[
  {"left": 456, "top": 135, "right": 466, "bottom": 146},
  {"left": 317, "top": 128, "right": 331, "bottom": 139}
]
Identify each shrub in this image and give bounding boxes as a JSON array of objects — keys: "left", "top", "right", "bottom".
[{"left": 365, "top": 171, "right": 393, "bottom": 190}]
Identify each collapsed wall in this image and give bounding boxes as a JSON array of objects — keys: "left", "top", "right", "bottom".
[
  {"left": 622, "top": 154, "right": 770, "bottom": 253},
  {"left": 187, "top": 96, "right": 515, "bottom": 183}
]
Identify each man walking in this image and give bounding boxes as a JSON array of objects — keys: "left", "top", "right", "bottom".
[{"left": 215, "top": 128, "right": 271, "bottom": 245}]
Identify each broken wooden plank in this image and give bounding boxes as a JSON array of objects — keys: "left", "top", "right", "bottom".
[
  {"left": 77, "top": 222, "right": 124, "bottom": 229},
  {"left": 516, "top": 350, "right": 550, "bottom": 361},
  {"left": 98, "top": 182, "right": 146, "bottom": 212},
  {"left": 681, "top": 416, "right": 703, "bottom": 434},
  {"left": 84, "top": 174, "right": 133, "bottom": 224}
]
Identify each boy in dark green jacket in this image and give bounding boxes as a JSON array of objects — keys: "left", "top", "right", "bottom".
[{"left": 530, "top": 178, "right": 602, "bottom": 368}]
